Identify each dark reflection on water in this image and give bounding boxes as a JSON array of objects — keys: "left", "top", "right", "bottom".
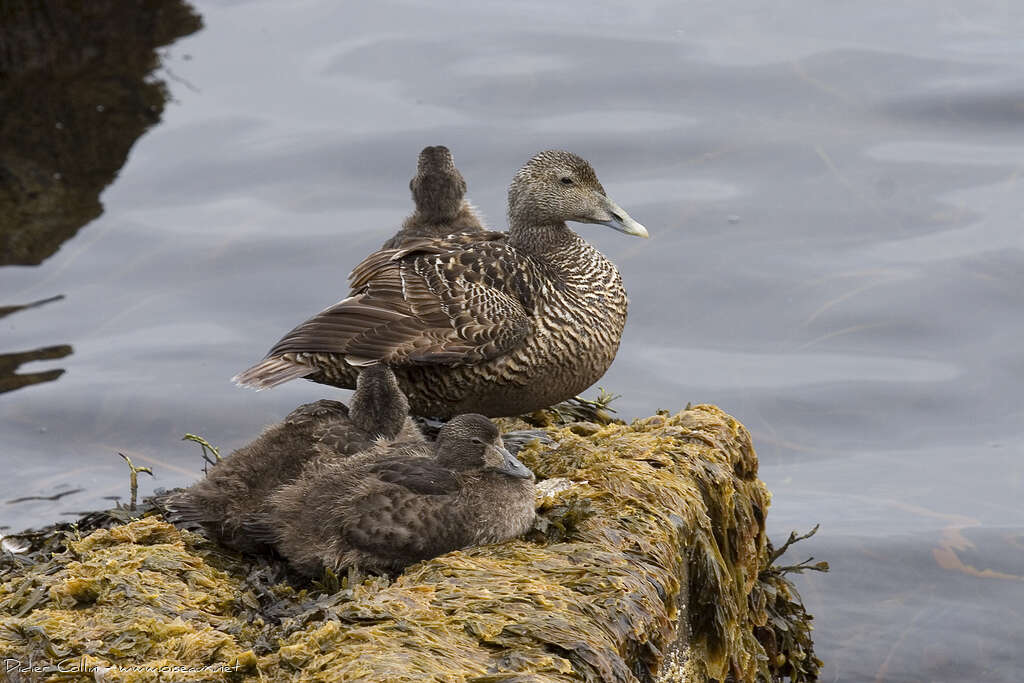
[
  {"left": 0, "top": 296, "right": 71, "bottom": 393},
  {"left": 0, "top": 0, "right": 203, "bottom": 265},
  {"left": 0, "top": 345, "right": 72, "bottom": 394},
  {"left": 2, "top": 1, "right": 1023, "bottom": 680}
]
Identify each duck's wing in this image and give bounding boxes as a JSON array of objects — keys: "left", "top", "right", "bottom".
[
  {"left": 266, "top": 232, "right": 535, "bottom": 367},
  {"left": 351, "top": 230, "right": 506, "bottom": 288},
  {"left": 340, "top": 458, "right": 468, "bottom": 562}
]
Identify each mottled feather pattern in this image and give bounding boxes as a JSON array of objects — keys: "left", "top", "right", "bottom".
[
  {"left": 268, "top": 227, "right": 627, "bottom": 416},
  {"left": 341, "top": 485, "right": 468, "bottom": 564},
  {"left": 313, "top": 417, "right": 421, "bottom": 457}
]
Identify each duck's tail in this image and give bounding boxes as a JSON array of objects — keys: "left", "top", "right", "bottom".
[{"left": 232, "top": 356, "right": 312, "bottom": 390}]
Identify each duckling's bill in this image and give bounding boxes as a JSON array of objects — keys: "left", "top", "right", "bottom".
[{"left": 492, "top": 444, "right": 534, "bottom": 479}]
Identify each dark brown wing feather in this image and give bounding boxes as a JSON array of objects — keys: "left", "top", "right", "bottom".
[{"left": 267, "top": 232, "right": 534, "bottom": 367}]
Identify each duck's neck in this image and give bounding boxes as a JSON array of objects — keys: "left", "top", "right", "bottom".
[
  {"left": 508, "top": 222, "right": 612, "bottom": 289},
  {"left": 508, "top": 221, "right": 589, "bottom": 261}
]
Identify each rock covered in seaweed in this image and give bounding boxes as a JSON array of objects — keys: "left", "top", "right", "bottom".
[{"left": 0, "top": 405, "right": 821, "bottom": 683}]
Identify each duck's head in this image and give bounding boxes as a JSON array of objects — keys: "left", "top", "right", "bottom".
[
  {"left": 410, "top": 145, "right": 468, "bottom": 223},
  {"left": 436, "top": 414, "right": 534, "bottom": 480},
  {"left": 507, "top": 150, "right": 648, "bottom": 238},
  {"left": 349, "top": 364, "right": 409, "bottom": 438}
]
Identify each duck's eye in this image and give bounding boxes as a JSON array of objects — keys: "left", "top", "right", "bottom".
[
  {"left": 471, "top": 437, "right": 484, "bottom": 445},
  {"left": 560, "top": 177, "right": 573, "bottom": 185}
]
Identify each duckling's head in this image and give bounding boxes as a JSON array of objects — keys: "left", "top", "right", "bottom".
[
  {"left": 436, "top": 414, "right": 534, "bottom": 479},
  {"left": 349, "top": 364, "right": 410, "bottom": 438},
  {"left": 507, "top": 150, "right": 648, "bottom": 237},
  {"left": 410, "top": 145, "right": 468, "bottom": 223}
]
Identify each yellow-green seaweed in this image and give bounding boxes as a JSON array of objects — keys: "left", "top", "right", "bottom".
[{"left": 0, "top": 405, "right": 819, "bottom": 682}]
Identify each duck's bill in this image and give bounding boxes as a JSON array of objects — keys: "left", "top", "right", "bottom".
[
  {"left": 597, "top": 196, "right": 649, "bottom": 238},
  {"left": 491, "top": 445, "right": 535, "bottom": 480}
]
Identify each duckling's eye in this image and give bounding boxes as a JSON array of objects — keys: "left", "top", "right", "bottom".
[{"left": 560, "top": 177, "right": 573, "bottom": 185}]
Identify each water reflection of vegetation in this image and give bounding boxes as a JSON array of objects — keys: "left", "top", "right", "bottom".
[
  {"left": 0, "top": 344, "right": 73, "bottom": 394},
  {"left": 0, "top": 296, "right": 71, "bottom": 394},
  {"left": 0, "top": 0, "right": 202, "bottom": 265}
]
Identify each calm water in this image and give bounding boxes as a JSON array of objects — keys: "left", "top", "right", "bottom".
[{"left": 2, "top": 1, "right": 1023, "bottom": 680}]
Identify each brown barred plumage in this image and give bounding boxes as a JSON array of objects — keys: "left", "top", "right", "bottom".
[{"left": 234, "top": 150, "right": 649, "bottom": 418}]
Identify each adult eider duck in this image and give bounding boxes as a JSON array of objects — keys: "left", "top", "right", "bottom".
[
  {"left": 234, "top": 150, "right": 649, "bottom": 418},
  {"left": 381, "top": 145, "right": 485, "bottom": 249},
  {"left": 261, "top": 413, "right": 535, "bottom": 576},
  {"left": 164, "top": 365, "right": 422, "bottom": 552}
]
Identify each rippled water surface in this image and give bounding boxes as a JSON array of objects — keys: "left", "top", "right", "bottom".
[{"left": 3, "top": 1, "right": 1023, "bottom": 680}]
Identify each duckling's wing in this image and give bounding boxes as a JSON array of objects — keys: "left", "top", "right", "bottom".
[
  {"left": 367, "top": 456, "right": 460, "bottom": 494},
  {"left": 266, "top": 235, "right": 535, "bottom": 367},
  {"left": 290, "top": 399, "right": 376, "bottom": 456},
  {"left": 342, "top": 460, "right": 467, "bottom": 562},
  {"left": 284, "top": 399, "right": 348, "bottom": 426},
  {"left": 313, "top": 421, "right": 378, "bottom": 457},
  {"left": 235, "top": 513, "right": 280, "bottom": 545}
]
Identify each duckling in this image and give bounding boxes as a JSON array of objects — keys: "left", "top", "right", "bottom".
[
  {"left": 263, "top": 413, "right": 536, "bottom": 576},
  {"left": 164, "top": 365, "right": 421, "bottom": 552},
  {"left": 381, "top": 145, "right": 485, "bottom": 249},
  {"left": 235, "top": 150, "right": 649, "bottom": 418}
]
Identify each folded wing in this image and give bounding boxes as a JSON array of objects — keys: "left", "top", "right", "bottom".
[{"left": 235, "top": 232, "right": 535, "bottom": 388}]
